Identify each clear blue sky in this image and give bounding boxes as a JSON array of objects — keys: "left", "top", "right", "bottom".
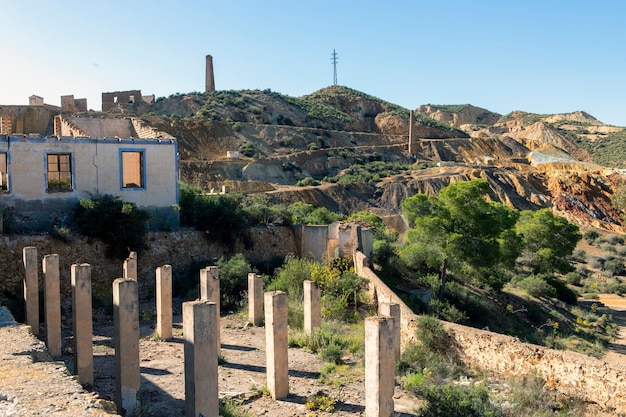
[{"left": 3, "top": 1, "right": 625, "bottom": 126}]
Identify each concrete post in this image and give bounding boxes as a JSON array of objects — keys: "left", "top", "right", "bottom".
[
  {"left": 365, "top": 316, "right": 395, "bottom": 417},
  {"left": 183, "top": 300, "right": 219, "bottom": 417},
  {"left": 379, "top": 302, "right": 401, "bottom": 362},
  {"left": 113, "top": 278, "right": 140, "bottom": 416},
  {"left": 200, "top": 266, "right": 220, "bottom": 353},
  {"left": 248, "top": 273, "right": 264, "bottom": 326},
  {"left": 71, "top": 263, "right": 93, "bottom": 385},
  {"left": 303, "top": 280, "right": 321, "bottom": 335},
  {"left": 156, "top": 265, "right": 173, "bottom": 339},
  {"left": 43, "top": 254, "right": 61, "bottom": 357},
  {"left": 264, "top": 291, "right": 288, "bottom": 400},
  {"left": 123, "top": 251, "right": 137, "bottom": 280},
  {"left": 22, "top": 246, "right": 39, "bottom": 334}
]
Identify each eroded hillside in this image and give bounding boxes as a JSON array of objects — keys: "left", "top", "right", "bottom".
[{"left": 113, "top": 85, "right": 626, "bottom": 232}]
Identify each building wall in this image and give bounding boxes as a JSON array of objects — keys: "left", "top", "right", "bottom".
[
  {"left": 0, "top": 135, "right": 178, "bottom": 230},
  {"left": 0, "top": 106, "right": 58, "bottom": 135},
  {"left": 102, "top": 90, "right": 144, "bottom": 112}
]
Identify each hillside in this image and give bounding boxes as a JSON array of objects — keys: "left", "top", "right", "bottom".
[{"left": 101, "top": 85, "right": 626, "bottom": 233}]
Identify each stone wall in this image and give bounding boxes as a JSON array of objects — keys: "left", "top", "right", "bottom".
[
  {"left": 0, "top": 227, "right": 297, "bottom": 301},
  {"left": 354, "top": 251, "right": 626, "bottom": 414}
]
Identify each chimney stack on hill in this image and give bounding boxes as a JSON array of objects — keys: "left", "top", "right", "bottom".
[{"left": 206, "top": 55, "right": 215, "bottom": 93}]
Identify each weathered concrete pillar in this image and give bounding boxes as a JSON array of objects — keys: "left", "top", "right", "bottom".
[
  {"left": 200, "top": 266, "right": 220, "bottom": 353},
  {"left": 303, "top": 280, "right": 321, "bottom": 335},
  {"left": 183, "top": 300, "right": 219, "bottom": 417},
  {"left": 22, "top": 246, "right": 39, "bottom": 334},
  {"left": 156, "top": 265, "right": 172, "bottom": 339},
  {"left": 248, "top": 273, "right": 264, "bottom": 326},
  {"left": 43, "top": 254, "right": 61, "bottom": 357},
  {"left": 113, "top": 278, "right": 140, "bottom": 416},
  {"left": 71, "top": 263, "right": 93, "bottom": 385},
  {"left": 123, "top": 251, "right": 137, "bottom": 280},
  {"left": 379, "top": 302, "right": 401, "bottom": 362},
  {"left": 264, "top": 291, "right": 288, "bottom": 400},
  {"left": 365, "top": 316, "right": 395, "bottom": 417}
]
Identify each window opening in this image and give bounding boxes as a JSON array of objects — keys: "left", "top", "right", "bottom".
[
  {"left": 0, "top": 152, "right": 7, "bottom": 191},
  {"left": 47, "top": 153, "right": 72, "bottom": 190},
  {"left": 121, "top": 150, "right": 144, "bottom": 188}
]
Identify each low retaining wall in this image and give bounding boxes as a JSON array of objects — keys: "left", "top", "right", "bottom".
[
  {"left": 0, "top": 227, "right": 297, "bottom": 301},
  {"left": 354, "top": 251, "right": 626, "bottom": 414}
]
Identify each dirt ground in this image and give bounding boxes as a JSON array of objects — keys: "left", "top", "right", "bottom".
[
  {"left": 51, "top": 293, "right": 626, "bottom": 417},
  {"left": 59, "top": 303, "right": 421, "bottom": 417}
]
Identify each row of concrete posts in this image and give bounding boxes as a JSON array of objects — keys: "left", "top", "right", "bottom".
[{"left": 23, "top": 247, "right": 402, "bottom": 417}]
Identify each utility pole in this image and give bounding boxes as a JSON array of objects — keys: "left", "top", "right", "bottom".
[{"left": 331, "top": 49, "right": 339, "bottom": 85}]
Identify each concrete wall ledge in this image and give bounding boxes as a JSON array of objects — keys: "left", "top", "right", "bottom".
[{"left": 354, "top": 250, "right": 626, "bottom": 414}]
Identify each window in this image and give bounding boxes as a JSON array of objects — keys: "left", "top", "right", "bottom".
[
  {"left": 47, "top": 153, "right": 72, "bottom": 191},
  {"left": 121, "top": 150, "right": 145, "bottom": 188},
  {"left": 0, "top": 152, "right": 7, "bottom": 191}
]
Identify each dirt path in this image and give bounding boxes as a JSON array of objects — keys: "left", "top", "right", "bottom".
[
  {"left": 596, "top": 295, "right": 626, "bottom": 363},
  {"left": 60, "top": 312, "right": 420, "bottom": 416}
]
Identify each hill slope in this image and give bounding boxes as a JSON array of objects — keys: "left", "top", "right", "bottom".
[{"left": 105, "top": 85, "right": 626, "bottom": 232}]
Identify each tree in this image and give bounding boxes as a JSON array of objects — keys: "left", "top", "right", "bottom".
[
  {"left": 515, "top": 209, "right": 581, "bottom": 274},
  {"left": 400, "top": 179, "right": 521, "bottom": 297}
]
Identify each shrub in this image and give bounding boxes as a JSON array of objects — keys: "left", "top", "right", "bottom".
[
  {"left": 583, "top": 230, "right": 599, "bottom": 243},
  {"left": 588, "top": 256, "right": 605, "bottom": 269},
  {"left": 178, "top": 183, "right": 247, "bottom": 246},
  {"left": 295, "top": 177, "right": 320, "bottom": 187},
  {"left": 566, "top": 272, "right": 582, "bottom": 286},
  {"left": 428, "top": 298, "right": 468, "bottom": 323},
  {"left": 74, "top": 194, "right": 149, "bottom": 259},
  {"left": 319, "top": 342, "right": 343, "bottom": 364},
  {"left": 267, "top": 257, "right": 314, "bottom": 299},
  {"left": 410, "top": 381, "right": 501, "bottom": 417},
  {"left": 605, "top": 234, "right": 625, "bottom": 245},
  {"left": 416, "top": 315, "right": 451, "bottom": 354},
  {"left": 603, "top": 258, "right": 626, "bottom": 276},
  {"left": 240, "top": 142, "right": 254, "bottom": 157},
  {"left": 216, "top": 254, "right": 254, "bottom": 311},
  {"left": 516, "top": 275, "right": 557, "bottom": 299},
  {"left": 287, "top": 202, "right": 345, "bottom": 225},
  {"left": 571, "top": 249, "right": 587, "bottom": 263}
]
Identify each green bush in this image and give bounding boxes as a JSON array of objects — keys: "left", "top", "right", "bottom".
[
  {"left": 410, "top": 380, "right": 501, "bottom": 417},
  {"left": 515, "top": 275, "right": 557, "bottom": 299},
  {"left": 428, "top": 298, "right": 468, "bottom": 323},
  {"left": 178, "top": 183, "right": 247, "bottom": 246},
  {"left": 565, "top": 271, "right": 582, "bottom": 286},
  {"left": 216, "top": 254, "right": 254, "bottom": 311},
  {"left": 267, "top": 257, "right": 314, "bottom": 299},
  {"left": 74, "top": 194, "right": 149, "bottom": 259},
  {"left": 603, "top": 258, "right": 626, "bottom": 276},
  {"left": 295, "top": 177, "right": 320, "bottom": 187},
  {"left": 416, "top": 315, "right": 451, "bottom": 354},
  {"left": 583, "top": 230, "right": 599, "bottom": 243},
  {"left": 287, "top": 202, "right": 345, "bottom": 225},
  {"left": 240, "top": 141, "right": 255, "bottom": 157},
  {"left": 319, "top": 342, "right": 343, "bottom": 364}
]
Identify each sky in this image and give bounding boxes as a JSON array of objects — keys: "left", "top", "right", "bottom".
[{"left": 3, "top": 1, "right": 626, "bottom": 126}]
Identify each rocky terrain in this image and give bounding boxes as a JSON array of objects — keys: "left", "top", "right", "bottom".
[{"left": 112, "top": 85, "right": 626, "bottom": 235}]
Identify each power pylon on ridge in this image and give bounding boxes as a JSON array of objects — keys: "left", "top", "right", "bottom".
[{"left": 331, "top": 49, "right": 339, "bottom": 85}]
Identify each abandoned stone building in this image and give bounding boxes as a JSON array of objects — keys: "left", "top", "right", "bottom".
[
  {"left": 102, "top": 90, "right": 155, "bottom": 112},
  {"left": 0, "top": 114, "right": 179, "bottom": 231}
]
